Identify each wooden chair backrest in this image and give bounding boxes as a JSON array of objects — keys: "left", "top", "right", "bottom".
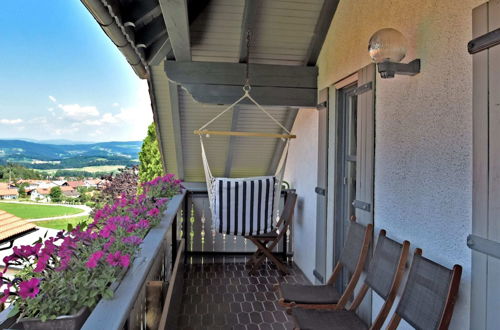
[
  {"left": 347, "top": 230, "right": 410, "bottom": 329},
  {"left": 386, "top": 249, "right": 463, "bottom": 330},
  {"left": 326, "top": 218, "right": 373, "bottom": 309}
]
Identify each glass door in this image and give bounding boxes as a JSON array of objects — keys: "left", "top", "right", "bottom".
[{"left": 334, "top": 84, "right": 358, "bottom": 290}]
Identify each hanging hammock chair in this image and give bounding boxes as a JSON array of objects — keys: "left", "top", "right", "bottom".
[{"left": 195, "top": 84, "right": 296, "bottom": 237}]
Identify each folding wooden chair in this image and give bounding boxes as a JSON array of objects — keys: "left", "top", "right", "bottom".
[
  {"left": 245, "top": 192, "right": 297, "bottom": 275},
  {"left": 386, "top": 249, "right": 462, "bottom": 330},
  {"left": 276, "top": 218, "right": 373, "bottom": 310},
  {"left": 291, "top": 230, "right": 410, "bottom": 329}
]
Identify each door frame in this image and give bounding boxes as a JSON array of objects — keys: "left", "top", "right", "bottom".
[
  {"left": 326, "top": 64, "right": 376, "bottom": 325},
  {"left": 326, "top": 73, "right": 358, "bottom": 278}
]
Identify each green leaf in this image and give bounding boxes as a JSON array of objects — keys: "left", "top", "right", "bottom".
[
  {"left": 102, "top": 288, "right": 114, "bottom": 300},
  {"left": 7, "top": 304, "right": 20, "bottom": 318}
]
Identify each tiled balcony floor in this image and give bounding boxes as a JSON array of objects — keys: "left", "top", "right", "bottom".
[{"left": 177, "top": 257, "right": 309, "bottom": 330}]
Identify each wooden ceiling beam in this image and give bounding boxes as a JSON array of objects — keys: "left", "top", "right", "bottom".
[
  {"left": 267, "top": 108, "right": 298, "bottom": 174},
  {"left": 147, "top": 35, "right": 172, "bottom": 65},
  {"left": 165, "top": 61, "right": 317, "bottom": 88},
  {"left": 159, "top": 0, "right": 191, "bottom": 61},
  {"left": 165, "top": 60, "right": 317, "bottom": 106},
  {"left": 182, "top": 84, "right": 316, "bottom": 107},
  {"left": 135, "top": 15, "right": 166, "bottom": 48},
  {"left": 239, "top": 0, "right": 259, "bottom": 63},
  {"left": 305, "top": 0, "right": 340, "bottom": 66}
]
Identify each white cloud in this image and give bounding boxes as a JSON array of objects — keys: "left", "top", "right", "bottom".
[
  {"left": 74, "top": 82, "right": 152, "bottom": 140},
  {"left": 0, "top": 118, "right": 23, "bottom": 125},
  {"left": 58, "top": 104, "right": 99, "bottom": 120},
  {"left": 0, "top": 81, "right": 152, "bottom": 141},
  {"left": 82, "top": 113, "right": 118, "bottom": 126}
]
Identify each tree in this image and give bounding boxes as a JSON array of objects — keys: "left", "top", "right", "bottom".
[
  {"left": 139, "top": 123, "right": 164, "bottom": 184},
  {"left": 0, "top": 164, "right": 42, "bottom": 180},
  {"left": 98, "top": 166, "right": 139, "bottom": 205},
  {"left": 18, "top": 185, "right": 26, "bottom": 198},
  {"left": 50, "top": 186, "right": 62, "bottom": 202}
]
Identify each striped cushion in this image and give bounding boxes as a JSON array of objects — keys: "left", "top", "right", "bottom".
[{"left": 213, "top": 176, "right": 276, "bottom": 236}]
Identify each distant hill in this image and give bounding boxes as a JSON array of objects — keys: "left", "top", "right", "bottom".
[{"left": 0, "top": 140, "right": 142, "bottom": 170}]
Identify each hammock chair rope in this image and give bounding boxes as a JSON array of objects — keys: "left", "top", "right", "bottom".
[{"left": 196, "top": 30, "right": 295, "bottom": 236}]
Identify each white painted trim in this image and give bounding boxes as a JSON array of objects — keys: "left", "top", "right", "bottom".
[
  {"left": 334, "top": 73, "right": 358, "bottom": 90},
  {"left": 326, "top": 86, "right": 338, "bottom": 276}
]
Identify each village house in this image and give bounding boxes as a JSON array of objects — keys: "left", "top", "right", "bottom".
[
  {"left": 83, "top": 179, "right": 101, "bottom": 188},
  {"left": 0, "top": 188, "right": 18, "bottom": 200},
  {"left": 67, "top": 180, "right": 85, "bottom": 189},
  {"left": 29, "top": 188, "right": 51, "bottom": 203},
  {"left": 60, "top": 186, "right": 80, "bottom": 199}
]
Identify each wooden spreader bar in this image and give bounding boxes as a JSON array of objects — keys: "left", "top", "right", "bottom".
[{"left": 194, "top": 130, "right": 296, "bottom": 139}]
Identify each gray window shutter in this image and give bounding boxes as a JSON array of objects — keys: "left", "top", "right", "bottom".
[
  {"left": 315, "top": 87, "right": 329, "bottom": 283},
  {"left": 354, "top": 64, "right": 376, "bottom": 324},
  {"left": 471, "top": 2, "right": 500, "bottom": 329},
  {"left": 354, "top": 64, "right": 375, "bottom": 227}
]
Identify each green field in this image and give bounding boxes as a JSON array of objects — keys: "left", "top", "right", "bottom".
[
  {"left": 0, "top": 203, "right": 82, "bottom": 219},
  {"left": 36, "top": 216, "right": 91, "bottom": 230},
  {"left": 37, "top": 165, "right": 124, "bottom": 175}
]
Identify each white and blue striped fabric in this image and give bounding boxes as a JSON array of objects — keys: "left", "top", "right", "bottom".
[{"left": 212, "top": 176, "right": 276, "bottom": 236}]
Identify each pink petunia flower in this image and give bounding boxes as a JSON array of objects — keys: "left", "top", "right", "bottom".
[
  {"left": 34, "top": 253, "right": 50, "bottom": 273},
  {"left": 55, "top": 255, "right": 71, "bottom": 271},
  {"left": 18, "top": 278, "right": 41, "bottom": 299},
  {"left": 85, "top": 251, "right": 105, "bottom": 269},
  {"left": 122, "top": 236, "right": 143, "bottom": 245},
  {"left": 106, "top": 251, "right": 130, "bottom": 268},
  {"left": 99, "top": 223, "right": 117, "bottom": 238},
  {"left": 147, "top": 208, "right": 160, "bottom": 217},
  {"left": 103, "top": 237, "right": 116, "bottom": 251},
  {"left": 0, "top": 287, "right": 10, "bottom": 304},
  {"left": 138, "top": 219, "right": 150, "bottom": 229}
]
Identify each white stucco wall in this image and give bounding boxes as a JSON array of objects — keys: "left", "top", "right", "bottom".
[
  {"left": 284, "top": 108, "right": 318, "bottom": 283},
  {"left": 283, "top": 0, "right": 484, "bottom": 328}
]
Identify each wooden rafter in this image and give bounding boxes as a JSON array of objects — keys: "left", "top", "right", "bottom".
[
  {"left": 135, "top": 15, "right": 166, "bottom": 48},
  {"left": 267, "top": 108, "right": 298, "bottom": 174},
  {"left": 305, "top": 0, "right": 340, "bottom": 66},
  {"left": 239, "top": 0, "right": 259, "bottom": 63},
  {"left": 159, "top": 0, "right": 191, "bottom": 61},
  {"left": 147, "top": 34, "right": 172, "bottom": 65}
]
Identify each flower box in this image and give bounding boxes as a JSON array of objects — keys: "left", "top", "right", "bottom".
[
  {"left": 0, "top": 175, "right": 183, "bottom": 329},
  {"left": 19, "top": 307, "right": 90, "bottom": 330}
]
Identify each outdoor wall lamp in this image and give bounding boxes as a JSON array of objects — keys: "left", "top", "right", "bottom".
[{"left": 368, "top": 28, "right": 421, "bottom": 78}]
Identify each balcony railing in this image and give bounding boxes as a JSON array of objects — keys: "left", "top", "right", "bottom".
[
  {"left": 82, "top": 191, "right": 186, "bottom": 329},
  {"left": 0, "top": 185, "right": 295, "bottom": 329}
]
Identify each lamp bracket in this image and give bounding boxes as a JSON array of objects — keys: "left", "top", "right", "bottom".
[{"left": 377, "top": 59, "right": 421, "bottom": 78}]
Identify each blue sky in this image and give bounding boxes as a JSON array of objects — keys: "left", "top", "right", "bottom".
[{"left": 0, "top": 1, "right": 152, "bottom": 142}]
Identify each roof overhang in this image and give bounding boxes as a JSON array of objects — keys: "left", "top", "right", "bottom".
[{"left": 81, "top": 0, "right": 340, "bottom": 181}]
